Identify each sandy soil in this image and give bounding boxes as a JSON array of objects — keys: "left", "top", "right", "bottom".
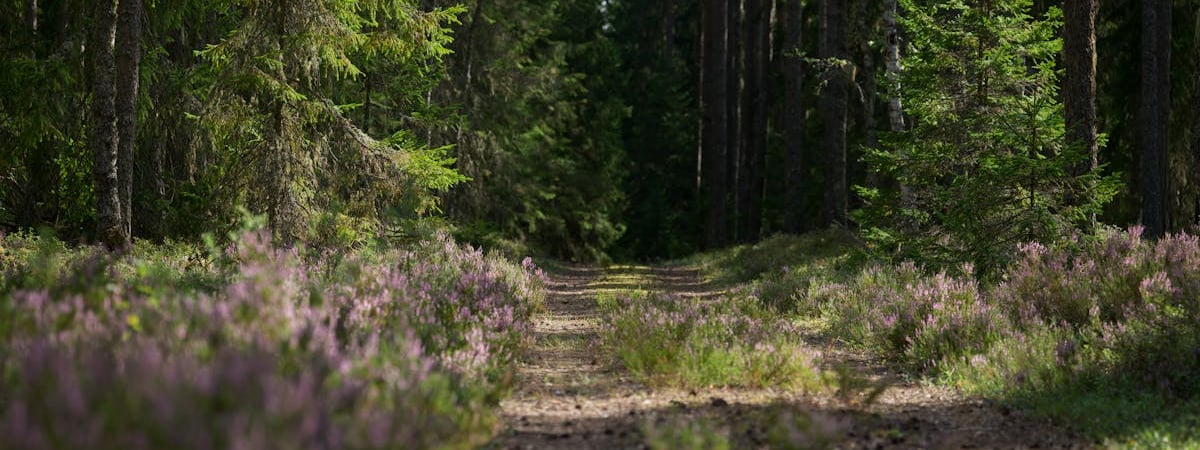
[{"left": 487, "top": 265, "right": 1096, "bottom": 450}]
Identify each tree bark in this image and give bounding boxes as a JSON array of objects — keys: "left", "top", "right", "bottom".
[
  {"left": 1140, "top": 0, "right": 1170, "bottom": 237},
  {"left": 857, "top": 0, "right": 878, "bottom": 188},
  {"left": 1064, "top": 0, "right": 1098, "bottom": 181},
  {"left": 1192, "top": 11, "right": 1200, "bottom": 226},
  {"left": 782, "top": 0, "right": 805, "bottom": 234},
  {"left": 819, "top": 0, "right": 849, "bottom": 228},
  {"left": 703, "top": 0, "right": 730, "bottom": 248},
  {"left": 25, "top": 0, "right": 37, "bottom": 36},
  {"left": 883, "top": 0, "right": 914, "bottom": 224},
  {"left": 883, "top": 0, "right": 903, "bottom": 132},
  {"left": 739, "top": 0, "right": 769, "bottom": 242},
  {"left": 268, "top": 0, "right": 299, "bottom": 245},
  {"left": 90, "top": 0, "right": 128, "bottom": 250},
  {"left": 720, "top": 0, "right": 739, "bottom": 241},
  {"left": 727, "top": 0, "right": 743, "bottom": 240},
  {"left": 116, "top": 0, "right": 141, "bottom": 239},
  {"left": 662, "top": 0, "right": 676, "bottom": 59}
]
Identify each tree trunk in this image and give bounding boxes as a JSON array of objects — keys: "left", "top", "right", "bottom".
[
  {"left": 727, "top": 0, "right": 743, "bottom": 240},
  {"left": 25, "top": 0, "right": 37, "bottom": 36},
  {"left": 883, "top": 0, "right": 914, "bottom": 224},
  {"left": 819, "top": 0, "right": 849, "bottom": 228},
  {"left": 703, "top": 0, "right": 730, "bottom": 248},
  {"left": 268, "top": 0, "right": 299, "bottom": 245},
  {"left": 663, "top": 0, "right": 676, "bottom": 59},
  {"left": 269, "top": 101, "right": 299, "bottom": 244},
  {"left": 883, "top": 0, "right": 903, "bottom": 132},
  {"left": 1064, "top": 0, "right": 1098, "bottom": 194},
  {"left": 782, "top": 0, "right": 805, "bottom": 234},
  {"left": 1192, "top": 11, "right": 1200, "bottom": 226},
  {"left": 90, "top": 0, "right": 128, "bottom": 250},
  {"left": 858, "top": 0, "right": 879, "bottom": 188},
  {"left": 1140, "top": 0, "right": 1170, "bottom": 237},
  {"left": 116, "top": 0, "right": 141, "bottom": 239},
  {"left": 739, "top": 0, "right": 769, "bottom": 242}
]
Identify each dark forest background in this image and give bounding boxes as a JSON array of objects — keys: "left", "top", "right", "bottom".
[{"left": 1, "top": 0, "right": 1197, "bottom": 265}]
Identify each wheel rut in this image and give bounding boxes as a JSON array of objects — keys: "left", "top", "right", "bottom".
[{"left": 488, "top": 265, "right": 1093, "bottom": 450}]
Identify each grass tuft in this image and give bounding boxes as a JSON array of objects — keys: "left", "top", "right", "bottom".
[{"left": 598, "top": 291, "right": 825, "bottom": 390}]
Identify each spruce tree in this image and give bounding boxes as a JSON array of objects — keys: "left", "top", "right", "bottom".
[{"left": 859, "top": 0, "right": 1116, "bottom": 273}]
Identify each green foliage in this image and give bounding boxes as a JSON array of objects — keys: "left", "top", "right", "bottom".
[
  {"left": 856, "top": 0, "right": 1118, "bottom": 274},
  {"left": 690, "top": 230, "right": 863, "bottom": 286},
  {"left": 740, "top": 229, "right": 1200, "bottom": 447},
  {"left": 606, "top": 0, "right": 704, "bottom": 260},
  {"left": 196, "top": 0, "right": 466, "bottom": 242},
  {"left": 598, "top": 291, "right": 825, "bottom": 389},
  {"left": 439, "top": 0, "right": 627, "bottom": 262},
  {"left": 0, "top": 9, "right": 92, "bottom": 234},
  {"left": 1, "top": 0, "right": 475, "bottom": 246},
  {"left": 0, "top": 229, "right": 544, "bottom": 449}
]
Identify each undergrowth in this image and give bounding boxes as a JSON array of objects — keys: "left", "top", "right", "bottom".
[
  {"left": 597, "top": 291, "right": 824, "bottom": 390},
  {"left": 702, "top": 227, "right": 1200, "bottom": 448},
  {"left": 0, "top": 229, "right": 544, "bottom": 449}
]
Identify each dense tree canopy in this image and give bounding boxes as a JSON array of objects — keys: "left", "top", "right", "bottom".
[{"left": 1, "top": 0, "right": 1198, "bottom": 263}]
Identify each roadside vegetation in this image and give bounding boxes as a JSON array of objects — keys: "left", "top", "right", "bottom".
[
  {"left": 0, "top": 225, "right": 544, "bottom": 449},
  {"left": 690, "top": 229, "right": 1200, "bottom": 448}
]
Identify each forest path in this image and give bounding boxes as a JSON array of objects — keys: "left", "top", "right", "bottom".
[{"left": 487, "top": 265, "right": 1093, "bottom": 449}]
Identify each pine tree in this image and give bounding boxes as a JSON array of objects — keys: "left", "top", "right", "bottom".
[
  {"left": 90, "top": 0, "right": 129, "bottom": 250},
  {"left": 782, "top": 0, "right": 806, "bottom": 234},
  {"left": 1063, "top": 0, "right": 1098, "bottom": 179},
  {"left": 1140, "top": 0, "right": 1170, "bottom": 237},
  {"left": 739, "top": 0, "right": 769, "bottom": 241},
  {"left": 116, "top": 0, "right": 141, "bottom": 239},
  {"left": 819, "top": 0, "right": 848, "bottom": 228},
  {"left": 703, "top": 0, "right": 730, "bottom": 248}
]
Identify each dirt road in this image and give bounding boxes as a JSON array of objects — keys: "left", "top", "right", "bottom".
[{"left": 488, "top": 266, "right": 1093, "bottom": 449}]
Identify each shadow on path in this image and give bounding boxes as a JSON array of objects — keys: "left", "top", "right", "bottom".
[{"left": 487, "top": 265, "right": 1094, "bottom": 450}]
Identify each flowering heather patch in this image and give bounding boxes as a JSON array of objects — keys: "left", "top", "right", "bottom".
[
  {"left": 709, "top": 228, "right": 1200, "bottom": 443},
  {"left": 0, "top": 231, "right": 543, "bottom": 449},
  {"left": 980, "top": 227, "right": 1200, "bottom": 395},
  {"left": 813, "top": 263, "right": 1008, "bottom": 371},
  {"left": 598, "top": 292, "right": 823, "bottom": 389},
  {"left": 996, "top": 226, "right": 1200, "bottom": 327}
]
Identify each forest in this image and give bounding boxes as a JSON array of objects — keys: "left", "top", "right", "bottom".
[{"left": 2, "top": 0, "right": 1200, "bottom": 448}]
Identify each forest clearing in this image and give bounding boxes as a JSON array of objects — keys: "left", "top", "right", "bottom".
[{"left": 4, "top": 0, "right": 1200, "bottom": 448}]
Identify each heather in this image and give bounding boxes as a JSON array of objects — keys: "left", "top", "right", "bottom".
[
  {"left": 0, "top": 230, "right": 544, "bottom": 450},
  {"left": 728, "top": 227, "right": 1200, "bottom": 445}
]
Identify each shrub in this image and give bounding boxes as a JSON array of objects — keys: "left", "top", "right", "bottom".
[
  {"left": 0, "top": 231, "right": 543, "bottom": 449},
  {"left": 996, "top": 226, "right": 1200, "bottom": 327},
  {"left": 728, "top": 228, "right": 1200, "bottom": 444},
  {"left": 817, "top": 263, "right": 1007, "bottom": 370}
]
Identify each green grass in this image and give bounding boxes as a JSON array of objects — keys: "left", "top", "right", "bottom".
[
  {"left": 597, "top": 291, "right": 826, "bottom": 390},
  {"left": 693, "top": 230, "right": 1200, "bottom": 449},
  {"left": 685, "top": 230, "right": 865, "bottom": 286}
]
